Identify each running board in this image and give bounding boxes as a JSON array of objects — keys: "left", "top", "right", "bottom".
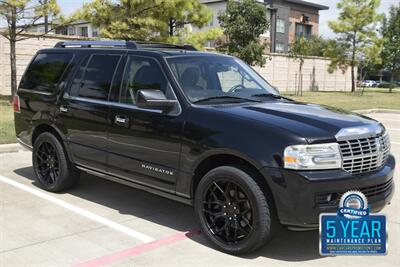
[{"left": 75, "top": 165, "right": 193, "bottom": 206}]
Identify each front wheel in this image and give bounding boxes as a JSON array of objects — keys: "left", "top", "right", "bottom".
[{"left": 194, "top": 166, "right": 274, "bottom": 254}]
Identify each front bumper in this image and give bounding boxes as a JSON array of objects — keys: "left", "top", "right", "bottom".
[{"left": 261, "top": 154, "right": 395, "bottom": 229}]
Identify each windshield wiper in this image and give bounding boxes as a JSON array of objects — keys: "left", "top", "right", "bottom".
[
  {"left": 193, "top": 95, "right": 261, "bottom": 104},
  {"left": 251, "top": 93, "right": 293, "bottom": 101}
]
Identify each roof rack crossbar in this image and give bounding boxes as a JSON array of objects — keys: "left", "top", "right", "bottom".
[{"left": 54, "top": 41, "right": 139, "bottom": 49}]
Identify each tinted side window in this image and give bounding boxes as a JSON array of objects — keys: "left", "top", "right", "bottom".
[
  {"left": 70, "top": 54, "right": 120, "bottom": 100},
  {"left": 20, "top": 53, "right": 73, "bottom": 92},
  {"left": 120, "top": 56, "right": 168, "bottom": 105}
]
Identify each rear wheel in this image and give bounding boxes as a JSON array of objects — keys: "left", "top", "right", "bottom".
[
  {"left": 194, "top": 166, "right": 274, "bottom": 254},
  {"left": 33, "top": 132, "right": 80, "bottom": 192}
]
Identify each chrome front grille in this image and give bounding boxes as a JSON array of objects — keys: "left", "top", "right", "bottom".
[{"left": 338, "top": 133, "right": 390, "bottom": 174}]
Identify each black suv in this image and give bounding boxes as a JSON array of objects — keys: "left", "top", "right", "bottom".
[{"left": 14, "top": 41, "right": 395, "bottom": 254}]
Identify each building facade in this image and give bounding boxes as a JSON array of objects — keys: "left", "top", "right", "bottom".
[
  {"left": 24, "top": 20, "right": 100, "bottom": 38},
  {"left": 198, "top": 0, "right": 328, "bottom": 53}
]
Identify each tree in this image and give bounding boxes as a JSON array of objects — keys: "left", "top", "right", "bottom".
[
  {"left": 328, "top": 0, "right": 383, "bottom": 92},
  {"left": 166, "top": 0, "right": 211, "bottom": 37},
  {"left": 217, "top": 0, "right": 269, "bottom": 67},
  {"left": 77, "top": 0, "right": 211, "bottom": 41},
  {"left": 38, "top": 0, "right": 59, "bottom": 33},
  {"left": 289, "top": 36, "right": 328, "bottom": 96},
  {"left": 168, "top": 27, "right": 223, "bottom": 50},
  {"left": 0, "top": 0, "right": 60, "bottom": 96},
  {"left": 381, "top": 4, "right": 400, "bottom": 93}
]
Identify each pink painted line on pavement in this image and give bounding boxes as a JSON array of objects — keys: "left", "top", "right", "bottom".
[{"left": 73, "top": 229, "right": 201, "bottom": 267}]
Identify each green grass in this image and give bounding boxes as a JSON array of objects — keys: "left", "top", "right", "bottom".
[
  {"left": 282, "top": 89, "right": 400, "bottom": 111},
  {"left": 0, "top": 95, "right": 16, "bottom": 145},
  {"left": 0, "top": 89, "right": 399, "bottom": 144}
]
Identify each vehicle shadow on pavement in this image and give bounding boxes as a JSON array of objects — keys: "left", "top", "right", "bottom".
[{"left": 15, "top": 166, "right": 324, "bottom": 262}]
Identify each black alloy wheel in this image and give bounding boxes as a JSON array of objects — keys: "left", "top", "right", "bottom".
[
  {"left": 33, "top": 132, "right": 80, "bottom": 192},
  {"left": 202, "top": 180, "right": 254, "bottom": 244},
  {"left": 195, "top": 166, "right": 273, "bottom": 254},
  {"left": 35, "top": 141, "right": 60, "bottom": 186}
]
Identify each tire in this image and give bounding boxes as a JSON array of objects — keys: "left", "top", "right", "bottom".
[
  {"left": 194, "top": 166, "right": 274, "bottom": 255},
  {"left": 32, "top": 132, "right": 80, "bottom": 192}
]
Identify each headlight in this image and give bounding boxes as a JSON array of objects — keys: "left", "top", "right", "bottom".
[{"left": 284, "top": 143, "right": 342, "bottom": 170}]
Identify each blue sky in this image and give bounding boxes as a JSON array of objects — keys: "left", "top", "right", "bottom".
[{"left": 58, "top": 0, "right": 399, "bottom": 38}]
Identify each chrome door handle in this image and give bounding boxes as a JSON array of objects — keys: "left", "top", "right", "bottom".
[
  {"left": 60, "top": 106, "right": 69, "bottom": 113},
  {"left": 115, "top": 115, "right": 129, "bottom": 126}
]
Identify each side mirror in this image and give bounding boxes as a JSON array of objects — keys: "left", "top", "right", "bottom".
[{"left": 136, "top": 89, "right": 177, "bottom": 111}]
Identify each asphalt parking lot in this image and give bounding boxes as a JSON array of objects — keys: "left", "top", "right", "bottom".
[{"left": 1, "top": 112, "right": 399, "bottom": 267}]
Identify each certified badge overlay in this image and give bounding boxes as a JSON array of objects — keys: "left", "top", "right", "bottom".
[{"left": 320, "top": 190, "right": 387, "bottom": 255}]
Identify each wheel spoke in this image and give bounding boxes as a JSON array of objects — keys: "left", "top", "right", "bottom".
[
  {"left": 202, "top": 209, "right": 222, "bottom": 216},
  {"left": 241, "top": 216, "right": 254, "bottom": 231},
  {"left": 209, "top": 187, "right": 221, "bottom": 202},
  {"left": 203, "top": 200, "right": 223, "bottom": 206},
  {"left": 224, "top": 182, "right": 231, "bottom": 200},
  {"left": 37, "top": 154, "right": 47, "bottom": 162},
  {"left": 224, "top": 221, "right": 231, "bottom": 242},
  {"left": 233, "top": 220, "right": 238, "bottom": 241},
  {"left": 213, "top": 182, "right": 225, "bottom": 196}
]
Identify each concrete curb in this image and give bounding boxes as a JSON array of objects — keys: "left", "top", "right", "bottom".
[
  {"left": 354, "top": 109, "right": 400, "bottom": 115},
  {"left": 0, "top": 143, "right": 27, "bottom": 154}
]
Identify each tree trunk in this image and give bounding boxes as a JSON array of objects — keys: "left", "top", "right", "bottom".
[
  {"left": 44, "top": 0, "right": 49, "bottom": 33},
  {"left": 169, "top": 18, "right": 174, "bottom": 37},
  {"left": 44, "top": 15, "right": 49, "bottom": 33},
  {"left": 9, "top": 7, "right": 18, "bottom": 97},
  {"left": 390, "top": 71, "right": 394, "bottom": 93},
  {"left": 10, "top": 40, "right": 17, "bottom": 97},
  {"left": 351, "top": 32, "right": 357, "bottom": 92},
  {"left": 351, "top": 64, "right": 355, "bottom": 93},
  {"left": 299, "top": 61, "right": 303, "bottom": 96}
]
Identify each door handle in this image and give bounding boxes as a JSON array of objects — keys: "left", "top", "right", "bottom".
[
  {"left": 115, "top": 115, "right": 129, "bottom": 126},
  {"left": 60, "top": 105, "right": 69, "bottom": 113}
]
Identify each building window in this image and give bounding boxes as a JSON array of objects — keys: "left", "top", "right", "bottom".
[
  {"left": 67, "top": 26, "right": 75, "bottom": 35},
  {"left": 208, "top": 16, "right": 214, "bottom": 27},
  {"left": 276, "top": 18, "right": 285, "bottom": 33},
  {"left": 56, "top": 27, "right": 68, "bottom": 35},
  {"left": 276, "top": 42, "right": 285, "bottom": 53},
  {"left": 79, "top": 27, "right": 88, "bottom": 37},
  {"left": 295, "top": 23, "right": 312, "bottom": 39}
]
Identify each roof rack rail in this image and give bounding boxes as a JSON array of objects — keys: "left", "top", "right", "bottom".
[
  {"left": 54, "top": 41, "right": 139, "bottom": 49},
  {"left": 136, "top": 42, "right": 198, "bottom": 51},
  {"left": 54, "top": 40, "right": 197, "bottom": 51}
]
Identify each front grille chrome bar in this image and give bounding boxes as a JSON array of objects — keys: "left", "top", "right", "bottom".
[{"left": 338, "top": 133, "right": 390, "bottom": 174}]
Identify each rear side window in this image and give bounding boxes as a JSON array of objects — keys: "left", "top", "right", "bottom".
[
  {"left": 70, "top": 54, "right": 120, "bottom": 101},
  {"left": 20, "top": 53, "right": 73, "bottom": 92}
]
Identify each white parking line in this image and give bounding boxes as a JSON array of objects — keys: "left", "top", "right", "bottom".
[
  {"left": 392, "top": 141, "right": 400, "bottom": 145},
  {"left": 0, "top": 175, "right": 155, "bottom": 243},
  {"left": 387, "top": 128, "right": 400, "bottom": 132}
]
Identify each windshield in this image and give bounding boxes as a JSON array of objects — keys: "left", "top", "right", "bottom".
[{"left": 166, "top": 56, "right": 279, "bottom": 103}]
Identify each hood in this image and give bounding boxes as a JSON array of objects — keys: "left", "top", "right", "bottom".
[{"left": 214, "top": 100, "right": 379, "bottom": 143}]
